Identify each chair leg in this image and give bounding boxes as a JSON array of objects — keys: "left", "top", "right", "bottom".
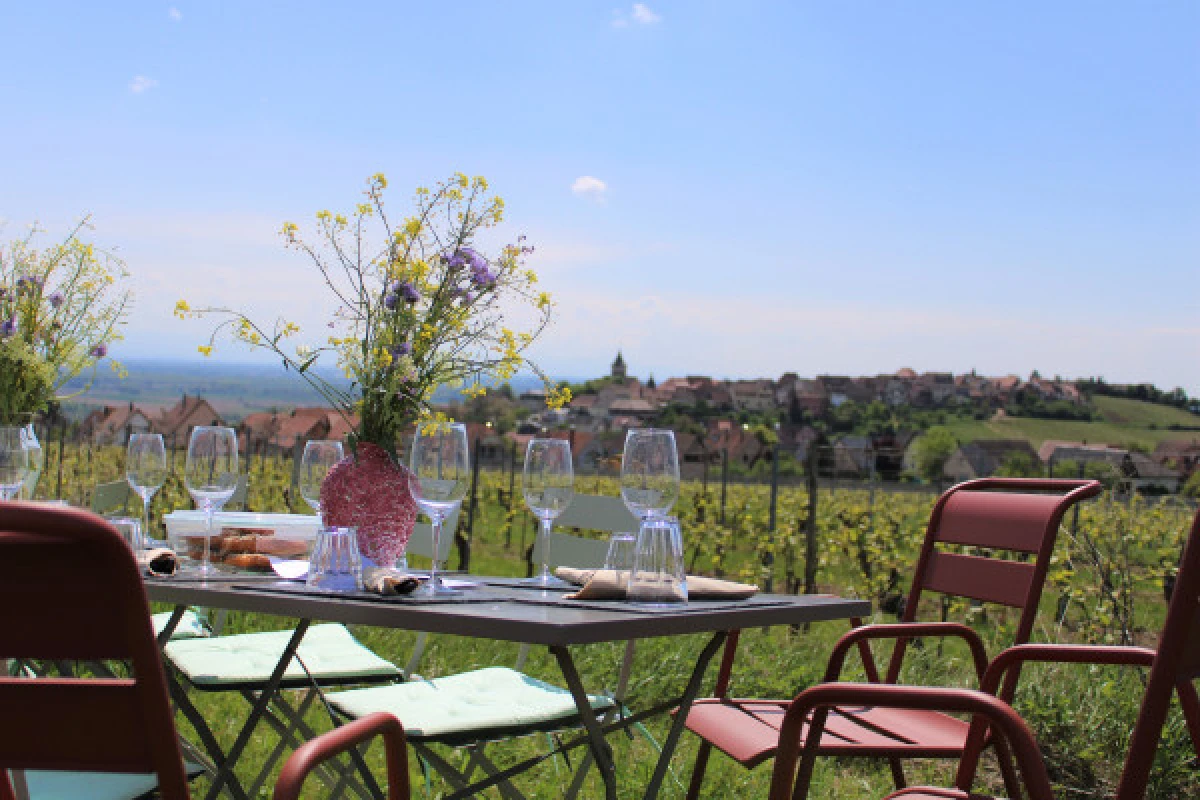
[
  {"left": 888, "top": 756, "right": 907, "bottom": 790},
  {"left": 685, "top": 741, "right": 713, "bottom": 800},
  {"left": 994, "top": 736, "right": 1024, "bottom": 800}
]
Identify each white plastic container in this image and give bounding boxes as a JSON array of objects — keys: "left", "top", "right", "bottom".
[{"left": 163, "top": 511, "right": 320, "bottom": 571}]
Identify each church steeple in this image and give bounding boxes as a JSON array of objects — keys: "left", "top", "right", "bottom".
[{"left": 611, "top": 351, "right": 627, "bottom": 380}]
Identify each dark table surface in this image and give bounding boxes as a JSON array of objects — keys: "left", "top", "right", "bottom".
[{"left": 144, "top": 577, "right": 871, "bottom": 646}]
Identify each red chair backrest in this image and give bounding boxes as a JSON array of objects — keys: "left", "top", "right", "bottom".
[
  {"left": 888, "top": 478, "right": 1101, "bottom": 688},
  {"left": 1117, "top": 508, "right": 1200, "bottom": 799},
  {"left": 0, "top": 502, "right": 189, "bottom": 800}
]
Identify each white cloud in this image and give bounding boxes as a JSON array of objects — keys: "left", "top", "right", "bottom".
[
  {"left": 631, "top": 3, "right": 661, "bottom": 25},
  {"left": 570, "top": 176, "right": 608, "bottom": 201},
  {"left": 168, "top": 7, "right": 182, "bottom": 21},
  {"left": 129, "top": 75, "right": 159, "bottom": 94},
  {"left": 612, "top": 3, "right": 660, "bottom": 28}
]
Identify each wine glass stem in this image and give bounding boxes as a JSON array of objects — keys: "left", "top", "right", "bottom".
[
  {"left": 429, "top": 514, "right": 443, "bottom": 589},
  {"left": 141, "top": 491, "right": 151, "bottom": 549},
  {"left": 539, "top": 517, "right": 553, "bottom": 581},
  {"left": 203, "top": 499, "right": 214, "bottom": 573}
]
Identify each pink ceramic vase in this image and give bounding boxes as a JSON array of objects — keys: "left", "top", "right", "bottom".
[{"left": 320, "top": 442, "right": 418, "bottom": 567}]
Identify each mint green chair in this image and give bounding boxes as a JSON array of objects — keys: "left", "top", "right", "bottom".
[
  {"left": 326, "top": 495, "right": 642, "bottom": 798},
  {"left": 90, "top": 479, "right": 132, "bottom": 515}
]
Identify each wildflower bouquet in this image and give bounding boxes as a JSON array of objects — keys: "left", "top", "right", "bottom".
[
  {"left": 181, "top": 172, "right": 569, "bottom": 458},
  {"left": 0, "top": 218, "right": 130, "bottom": 423}
]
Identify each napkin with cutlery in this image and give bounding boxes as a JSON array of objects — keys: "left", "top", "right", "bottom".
[{"left": 554, "top": 567, "right": 758, "bottom": 601}]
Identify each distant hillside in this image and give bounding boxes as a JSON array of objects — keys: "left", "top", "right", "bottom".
[
  {"left": 61, "top": 360, "right": 550, "bottom": 422},
  {"left": 942, "top": 395, "right": 1200, "bottom": 452}
]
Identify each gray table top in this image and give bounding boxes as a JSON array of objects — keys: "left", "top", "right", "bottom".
[{"left": 144, "top": 577, "right": 871, "bottom": 647}]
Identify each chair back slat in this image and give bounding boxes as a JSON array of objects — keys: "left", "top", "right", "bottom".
[
  {"left": 533, "top": 531, "right": 610, "bottom": 570},
  {"left": 556, "top": 495, "right": 639, "bottom": 533},
  {"left": 923, "top": 552, "right": 1034, "bottom": 608},
  {"left": 404, "top": 509, "right": 460, "bottom": 561},
  {"left": 0, "top": 682, "right": 160, "bottom": 772},
  {"left": 935, "top": 491, "right": 1069, "bottom": 553},
  {"left": 0, "top": 503, "right": 189, "bottom": 798}
]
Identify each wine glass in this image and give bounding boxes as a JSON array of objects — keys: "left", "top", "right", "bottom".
[
  {"left": 19, "top": 421, "right": 43, "bottom": 500},
  {"left": 620, "top": 428, "right": 680, "bottom": 520},
  {"left": 126, "top": 433, "right": 167, "bottom": 548},
  {"left": 0, "top": 426, "right": 30, "bottom": 501},
  {"left": 522, "top": 438, "right": 574, "bottom": 587},
  {"left": 299, "top": 439, "right": 344, "bottom": 525},
  {"left": 407, "top": 423, "right": 470, "bottom": 597},
  {"left": 184, "top": 426, "right": 239, "bottom": 577}
]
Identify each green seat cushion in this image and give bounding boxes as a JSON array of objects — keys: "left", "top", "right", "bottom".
[
  {"left": 23, "top": 762, "right": 205, "bottom": 799},
  {"left": 328, "top": 666, "right": 615, "bottom": 743},
  {"left": 151, "top": 610, "right": 209, "bottom": 640},
  {"left": 164, "top": 623, "right": 400, "bottom": 688}
]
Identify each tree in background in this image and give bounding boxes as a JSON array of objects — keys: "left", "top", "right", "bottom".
[{"left": 913, "top": 426, "right": 957, "bottom": 482}]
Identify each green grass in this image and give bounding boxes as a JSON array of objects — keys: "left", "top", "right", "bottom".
[{"left": 942, "top": 396, "right": 1200, "bottom": 451}]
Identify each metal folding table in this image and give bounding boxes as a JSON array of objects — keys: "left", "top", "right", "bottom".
[{"left": 145, "top": 578, "right": 869, "bottom": 799}]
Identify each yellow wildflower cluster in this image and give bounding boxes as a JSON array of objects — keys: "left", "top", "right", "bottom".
[
  {"left": 546, "top": 385, "right": 573, "bottom": 410},
  {"left": 197, "top": 345, "right": 213, "bottom": 357},
  {"left": 173, "top": 299, "right": 191, "bottom": 319},
  {"left": 461, "top": 383, "right": 488, "bottom": 399}
]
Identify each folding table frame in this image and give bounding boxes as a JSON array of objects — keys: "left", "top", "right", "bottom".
[{"left": 145, "top": 578, "right": 869, "bottom": 800}]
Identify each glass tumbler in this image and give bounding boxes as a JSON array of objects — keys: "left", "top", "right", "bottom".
[
  {"left": 308, "top": 526, "right": 364, "bottom": 592},
  {"left": 604, "top": 532, "right": 637, "bottom": 591},
  {"left": 628, "top": 516, "right": 687, "bottom": 605},
  {"left": 108, "top": 516, "right": 145, "bottom": 554}
]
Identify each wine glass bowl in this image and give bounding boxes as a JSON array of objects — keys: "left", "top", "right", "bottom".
[
  {"left": 0, "top": 426, "right": 30, "bottom": 501},
  {"left": 522, "top": 438, "right": 574, "bottom": 587},
  {"left": 183, "top": 426, "right": 240, "bottom": 577},
  {"left": 299, "top": 440, "right": 344, "bottom": 524},
  {"left": 619, "top": 429, "right": 680, "bottom": 520},
  {"left": 408, "top": 423, "right": 470, "bottom": 596},
  {"left": 126, "top": 433, "right": 167, "bottom": 547}
]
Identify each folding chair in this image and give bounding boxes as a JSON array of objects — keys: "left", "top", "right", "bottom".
[
  {"left": 769, "top": 505, "right": 1200, "bottom": 800},
  {"left": 91, "top": 479, "right": 133, "bottom": 515},
  {"left": 0, "top": 502, "right": 198, "bottom": 800},
  {"left": 682, "top": 478, "right": 1102, "bottom": 799},
  {"left": 325, "top": 494, "right": 644, "bottom": 799}
]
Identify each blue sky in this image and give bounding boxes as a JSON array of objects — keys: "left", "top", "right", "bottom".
[{"left": 2, "top": 2, "right": 1197, "bottom": 392}]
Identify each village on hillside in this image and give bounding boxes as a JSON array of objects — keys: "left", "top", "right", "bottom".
[{"left": 76, "top": 353, "right": 1200, "bottom": 495}]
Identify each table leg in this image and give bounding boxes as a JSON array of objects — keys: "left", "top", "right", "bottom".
[
  {"left": 205, "top": 619, "right": 311, "bottom": 800},
  {"left": 643, "top": 631, "right": 727, "bottom": 799},
  {"left": 551, "top": 645, "right": 618, "bottom": 800}
]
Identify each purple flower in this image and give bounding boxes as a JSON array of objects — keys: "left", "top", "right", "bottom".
[
  {"left": 0, "top": 318, "right": 16, "bottom": 338},
  {"left": 390, "top": 342, "right": 411, "bottom": 359},
  {"left": 383, "top": 292, "right": 399, "bottom": 310},
  {"left": 470, "top": 264, "right": 496, "bottom": 288},
  {"left": 461, "top": 247, "right": 487, "bottom": 270},
  {"left": 400, "top": 283, "right": 419, "bottom": 304},
  {"left": 442, "top": 250, "right": 466, "bottom": 270},
  {"left": 49, "top": 291, "right": 65, "bottom": 308},
  {"left": 90, "top": 344, "right": 107, "bottom": 358},
  {"left": 462, "top": 291, "right": 475, "bottom": 304}
]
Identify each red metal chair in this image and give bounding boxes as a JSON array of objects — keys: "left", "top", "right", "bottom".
[
  {"left": 682, "top": 478, "right": 1102, "bottom": 799},
  {"left": 769, "top": 505, "right": 1200, "bottom": 800},
  {"left": 274, "top": 712, "right": 410, "bottom": 800},
  {"left": 0, "top": 502, "right": 191, "bottom": 800}
]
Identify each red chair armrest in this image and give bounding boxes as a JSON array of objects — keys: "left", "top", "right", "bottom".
[
  {"left": 768, "top": 684, "right": 1054, "bottom": 800},
  {"left": 825, "top": 621, "right": 989, "bottom": 684},
  {"left": 982, "top": 643, "right": 1157, "bottom": 694},
  {"left": 274, "top": 712, "right": 409, "bottom": 800}
]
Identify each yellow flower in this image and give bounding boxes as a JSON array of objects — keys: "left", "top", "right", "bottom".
[
  {"left": 404, "top": 217, "right": 422, "bottom": 237},
  {"left": 316, "top": 210, "right": 332, "bottom": 222},
  {"left": 357, "top": 203, "right": 373, "bottom": 217},
  {"left": 546, "top": 385, "right": 573, "bottom": 410},
  {"left": 197, "top": 344, "right": 213, "bottom": 357},
  {"left": 280, "top": 321, "right": 300, "bottom": 337},
  {"left": 462, "top": 383, "right": 488, "bottom": 399},
  {"left": 455, "top": 172, "right": 469, "bottom": 189},
  {"left": 536, "top": 292, "right": 552, "bottom": 310},
  {"left": 173, "top": 299, "right": 191, "bottom": 319},
  {"left": 473, "top": 176, "right": 489, "bottom": 190},
  {"left": 334, "top": 214, "right": 348, "bottom": 226},
  {"left": 280, "top": 221, "right": 299, "bottom": 241},
  {"left": 372, "top": 172, "right": 388, "bottom": 189}
]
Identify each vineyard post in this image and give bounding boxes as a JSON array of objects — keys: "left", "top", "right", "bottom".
[
  {"left": 457, "top": 435, "right": 481, "bottom": 573},
  {"left": 804, "top": 445, "right": 819, "bottom": 595},
  {"left": 720, "top": 448, "right": 729, "bottom": 524},
  {"left": 55, "top": 421, "right": 66, "bottom": 500},
  {"left": 505, "top": 442, "right": 517, "bottom": 548},
  {"left": 1072, "top": 460, "right": 1084, "bottom": 536},
  {"left": 765, "top": 441, "right": 779, "bottom": 592}
]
